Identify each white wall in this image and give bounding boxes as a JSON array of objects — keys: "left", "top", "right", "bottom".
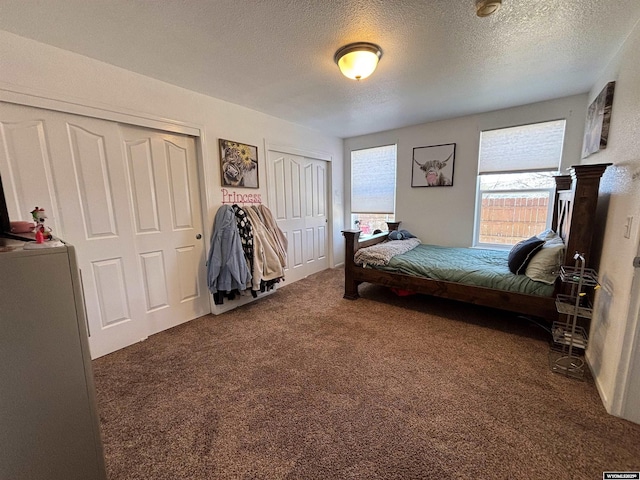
[
  {"left": 0, "top": 30, "right": 345, "bottom": 312},
  {"left": 581, "top": 19, "right": 640, "bottom": 420},
  {"left": 344, "top": 95, "right": 587, "bottom": 247}
]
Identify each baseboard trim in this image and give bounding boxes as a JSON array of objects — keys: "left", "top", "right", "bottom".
[{"left": 586, "top": 351, "right": 614, "bottom": 415}]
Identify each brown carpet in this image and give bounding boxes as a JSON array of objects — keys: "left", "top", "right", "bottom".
[{"left": 93, "top": 268, "right": 640, "bottom": 480}]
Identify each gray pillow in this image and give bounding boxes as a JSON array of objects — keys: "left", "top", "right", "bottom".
[
  {"left": 508, "top": 236, "right": 545, "bottom": 274},
  {"left": 388, "top": 229, "right": 416, "bottom": 240}
]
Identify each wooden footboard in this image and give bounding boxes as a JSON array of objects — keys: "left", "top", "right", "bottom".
[{"left": 342, "top": 228, "right": 389, "bottom": 299}]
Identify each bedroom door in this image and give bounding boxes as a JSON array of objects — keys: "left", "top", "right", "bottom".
[
  {"left": 0, "top": 102, "right": 209, "bottom": 358},
  {"left": 267, "top": 150, "right": 329, "bottom": 284}
]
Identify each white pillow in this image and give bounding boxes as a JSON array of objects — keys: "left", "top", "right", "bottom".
[
  {"left": 536, "top": 229, "right": 559, "bottom": 241},
  {"left": 525, "top": 238, "right": 565, "bottom": 284}
]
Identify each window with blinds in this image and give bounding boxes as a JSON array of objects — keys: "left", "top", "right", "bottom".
[
  {"left": 479, "top": 120, "right": 566, "bottom": 174},
  {"left": 350, "top": 144, "right": 397, "bottom": 234},
  {"left": 475, "top": 120, "right": 566, "bottom": 247}
]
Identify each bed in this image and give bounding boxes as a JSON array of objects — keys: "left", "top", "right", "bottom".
[{"left": 342, "top": 164, "right": 610, "bottom": 320}]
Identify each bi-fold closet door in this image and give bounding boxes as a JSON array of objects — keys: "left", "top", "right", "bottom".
[{"left": 0, "top": 103, "right": 209, "bottom": 358}]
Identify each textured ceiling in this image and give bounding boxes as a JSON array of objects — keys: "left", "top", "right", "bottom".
[{"left": 0, "top": 0, "right": 639, "bottom": 138}]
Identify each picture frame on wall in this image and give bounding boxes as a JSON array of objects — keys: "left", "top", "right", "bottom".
[
  {"left": 411, "top": 143, "right": 456, "bottom": 187},
  {"left": 219, "top": 139, "right": 259, "bottom": 189},
  {"left": 582, "top": 81, "right": 615, "bottom": 159}
]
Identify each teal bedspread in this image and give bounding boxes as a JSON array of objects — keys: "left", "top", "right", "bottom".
[{"left": 375, "top": 244, "right": 554, "bottom": 297}]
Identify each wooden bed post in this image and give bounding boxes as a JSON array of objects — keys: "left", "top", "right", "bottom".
[
  {"left": 386, "top": 221, "right": 400, "bottom": 232},
  {"left": 563, "top": 163, "right": 611, "bottom": 266},
  {"left": 342, "top": 229, "right": 362, "bottom": 299}
]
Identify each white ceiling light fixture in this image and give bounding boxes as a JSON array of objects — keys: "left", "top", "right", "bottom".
[
  {"left": 334, "top": 42, "right": 383, "bottom": 81},
  {"left": 476, "top": 0, "right": 502, "bottom": 17}
]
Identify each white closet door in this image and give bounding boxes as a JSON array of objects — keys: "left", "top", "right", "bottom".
[
  {"left": 118, "top": 124, "right": 208, "bottom": 337},
  {"left": 0, "top": 105, "right": 147, "bottom": 357},
  {"left": 267, "top": 151, "right": 329, "bottom": 284},
  {"left": 0, "top": 103, "right": 208, "bottom": 358},
  {"left": 304, "top": 159, "right": 329, "bottom": 274}
]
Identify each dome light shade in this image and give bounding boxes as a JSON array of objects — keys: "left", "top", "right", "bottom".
[
  {"left": 476, "top": 0, "right": 502, "bottom": 17},
  {"left": 334, "top": 42, "right": 383, "bottom": 80}
]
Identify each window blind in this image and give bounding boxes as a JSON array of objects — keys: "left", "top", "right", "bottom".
[
  {"left": 351, "top": 144, "right": 396, "bottom": 214},
  {"left": 478, "top": 120, "right": 566, "bottom": 174}
]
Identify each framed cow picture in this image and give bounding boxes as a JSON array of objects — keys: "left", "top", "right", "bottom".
[
  {"left": 411, "top": 143, "right": 456, "bottom": 187},
  {"left": 219, "top": 139, "right": 259, "bottom": 189}
]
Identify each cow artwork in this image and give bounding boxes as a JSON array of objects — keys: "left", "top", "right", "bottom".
[
  {"left": 219, "top": 139, "right": 259, "bottom": 188},
  {"left": 411, "top": 143, "right": 456, "bottom": 187}
]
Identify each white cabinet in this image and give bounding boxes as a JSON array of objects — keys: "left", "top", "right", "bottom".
[{"left": 0, "top": 239, "right": 106, "bottom": 480}]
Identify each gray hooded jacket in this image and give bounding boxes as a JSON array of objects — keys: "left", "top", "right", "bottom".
[{"left": 207, "top": 205, "right": 251, "bottom": 293}]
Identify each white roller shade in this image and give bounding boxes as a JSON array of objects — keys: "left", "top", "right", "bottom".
[
  {"left": 479, "top": 120, "right": 566, "bottom": 174},
  {"left": 351, "top": 144, "right": 396, "bottom": 214}
]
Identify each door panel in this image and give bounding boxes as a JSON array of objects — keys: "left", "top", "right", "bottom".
[
  {"left": 291, "top": 230, "right": 304, "bottom": 268},
  {"left": 0, "top": 119, "right": 62, "bottom": 233},
  {"left": 304, "top": 163, "right": 313, "bottom": 217},
  {"left": 305, "top": 227, "right": 314, "bottom": 263},
  {"left": 166, "top": 141, "right": 194, "bottom": 230},
  {"left": 67, "top": 124, "right": 118, "bottom": 238},
  {"left": 316, "top": 163, "right": 326, "bottom": 217},
  {"left": 318, "top": 225, "right": 327, "bottom": 259},
  {"left": 140, "top": 251, "right": 170, "bottom": 311},
  {"left": 272, "top": 157, "right": 287, "bottom": 221},
  {"left": 176, "top": 245, "right": 200, "bottom": 301},
  {"left": 290, "top": 160, "right": 302, "bottom": 219},
  {"left": 92, "top": 257, "right": 132, "bottom": 328},
  {"left": 125, "top": 138, "right": 161, "bottom": 233},
  {"left": 267, "top": 151, "right": 329, "bottom": 284}
]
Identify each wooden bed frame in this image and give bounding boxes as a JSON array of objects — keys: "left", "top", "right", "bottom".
[{"left": 342, "top": 163, "right": 610, "bottom": 321}]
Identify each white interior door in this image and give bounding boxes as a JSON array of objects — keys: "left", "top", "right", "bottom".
[
  {"left": 267, "top": 150, "right": 329, "bottom": 284},
  {"left": 0, "top": 102, "right": 209, "bottom": 358}
]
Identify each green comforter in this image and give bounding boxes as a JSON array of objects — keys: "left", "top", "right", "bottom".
[{"left": 375, "top": 244, "right": 554, "bottom": 297}]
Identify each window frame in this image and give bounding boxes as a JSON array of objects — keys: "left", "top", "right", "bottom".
[
  {"left": 350, "top": 213, "right": 396, "bottom": 235},
  {"left": 473, "top": 181, "right": 555, "bottom": 249},
  {"left": 349, "top": 144, "right": 398, "bottom": 235},
  {"left": 474, "top": 119, "right": 566, "bottom": 248}
]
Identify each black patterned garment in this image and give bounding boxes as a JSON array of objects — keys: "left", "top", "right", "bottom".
[{"left": 232, "top": 204, "right": 254, "bottom": 274}]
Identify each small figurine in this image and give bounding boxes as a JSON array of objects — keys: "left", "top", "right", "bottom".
[{"left": 31, "top": 206, "right": 53, "bottom": 243}]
